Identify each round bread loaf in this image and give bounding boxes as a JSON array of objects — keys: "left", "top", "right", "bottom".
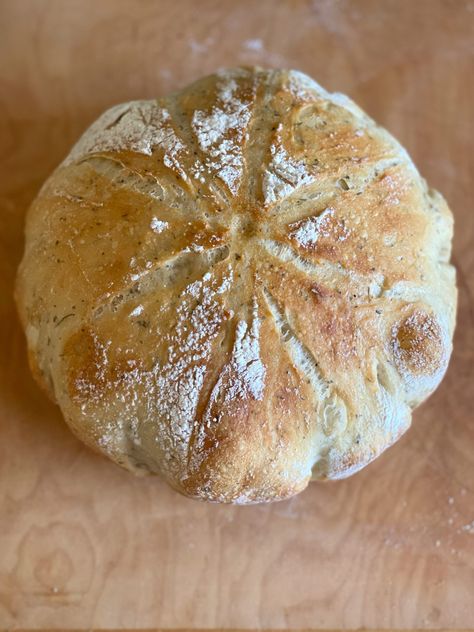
[{"left": 16, "top": 67, "right": 456, "bottom": 503}]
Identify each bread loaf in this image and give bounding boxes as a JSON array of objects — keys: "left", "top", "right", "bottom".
[{"left": 16, "top": 67, "right": 457, "bottom": 503}]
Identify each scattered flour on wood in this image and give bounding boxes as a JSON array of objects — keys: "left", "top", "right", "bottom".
[
  {"left": 188, "top": 36, "right": 215, "bottom": 55},
  {"left": 242, "top": 38, "right": 264, "bottom": 52},
  {"left": 460, "top": 521, "right": 474, "bottom": 534}
]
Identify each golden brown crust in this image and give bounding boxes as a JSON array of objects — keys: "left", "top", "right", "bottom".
[{"left": 16, "top": 67, "right": 457, "bottom": 503}]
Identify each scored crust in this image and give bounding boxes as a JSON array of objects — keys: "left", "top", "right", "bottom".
[{"left": 16, "top": 67, "right": 456, "bottom": 503}]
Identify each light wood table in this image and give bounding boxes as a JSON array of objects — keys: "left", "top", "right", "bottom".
[{"left": 0, "top": 0, "right": 473, "bottom": 629}]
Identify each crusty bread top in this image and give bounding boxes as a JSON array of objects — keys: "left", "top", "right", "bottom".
[{"left": 16, "top": 67, "right": 456, "bottom": 503}]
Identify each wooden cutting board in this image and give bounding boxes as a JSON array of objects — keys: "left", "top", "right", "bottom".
[{"left": 1, "top": 0, "right": 473, "bottom": 629}]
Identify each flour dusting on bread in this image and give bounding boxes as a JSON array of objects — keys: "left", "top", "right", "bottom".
[
  {"left": 263, "top": 126, "right": 316, "bottom": 206},
  {"left": 191, "top": 72, "right": 254, "bottom": 195},
  {"left": 65, "top": 101, "right": 189, "bottom": 180}
]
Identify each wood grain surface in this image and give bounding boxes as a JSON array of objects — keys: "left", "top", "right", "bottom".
[{"left": 0, "top": 0, "right": 473, "bottom": 629}]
